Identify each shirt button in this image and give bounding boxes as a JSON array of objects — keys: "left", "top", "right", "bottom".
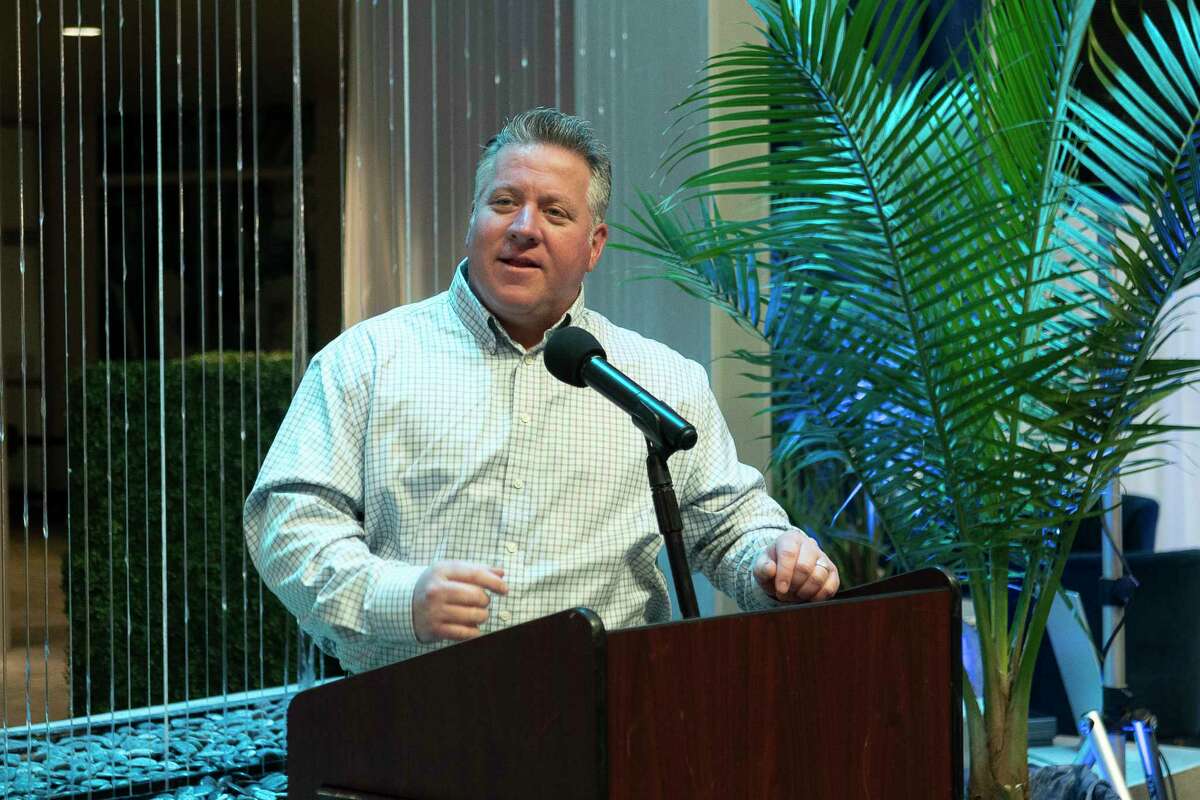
[
  {"left": 498, "top": 610, "right": 512, "bottom": 623},
  {"left": 522, "top": 355, "right": 534, "bottom": 366},
  {"left": 519, "top": 413, "right": 531, "bottom": 424},
  {"left": 512, "top": 478, "right": 524, "bottom": 489},
  {"left": 504, "top": 541, "right": 518, "bottom": 554}
]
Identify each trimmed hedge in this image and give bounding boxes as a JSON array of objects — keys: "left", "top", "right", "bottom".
[{"left": 66, "top": 352, "right": 341, "bottom": 716}]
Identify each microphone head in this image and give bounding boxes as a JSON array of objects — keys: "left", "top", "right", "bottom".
[{"left": 545, "top": 326, "right": 607, "bottom": 388}]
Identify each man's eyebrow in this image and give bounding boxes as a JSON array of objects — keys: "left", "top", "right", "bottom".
[
  {"left": 487, "top": 185, "right": 577, "bottom": 210},
  {"left": 539, "top": 191, "right": 578, "bottom": 208}
]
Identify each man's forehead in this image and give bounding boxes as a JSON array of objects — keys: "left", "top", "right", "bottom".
[
  {"left": 483, "top": 144, "right": 590, "bottom": 192},
  {"left": 491, "top": 142, "right": 588, "bottom": 172}
]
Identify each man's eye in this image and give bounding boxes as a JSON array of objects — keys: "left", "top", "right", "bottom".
[
  {"left": 546, "top": 207, "right": 567, "bottom": 218},
  {"left": 492, "top": 197, "right": 514, "bottom": 207}
]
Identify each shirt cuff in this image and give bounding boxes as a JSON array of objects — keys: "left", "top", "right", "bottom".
[
  {"left": 363, "top": 561, "right": 427, "bottom": 645},
  {"left": 736, "top": 528, "right": 790, "bottom": 611}
]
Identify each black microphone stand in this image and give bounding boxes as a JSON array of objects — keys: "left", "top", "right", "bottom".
[
  {"left": 645, "top": 440, "right": 700, "bottom": 619},
  {"left": 542, "top": 326, "right": 702, "bottom": 619}
]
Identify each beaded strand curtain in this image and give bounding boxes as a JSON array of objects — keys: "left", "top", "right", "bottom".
[
  {"left": 0, "top": 4, "right": 347, "bottom": 795},
  {"left": 0, "top": 1, "right": 579, "bottom": 796}
]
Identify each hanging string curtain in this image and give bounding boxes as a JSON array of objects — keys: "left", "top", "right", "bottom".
[
  {"left": 0, "top": 2, "right": 581, "bottom": 794},
  {"left": 0, "top": 1, "right": 342, "bottom": 794},
  {"left": 341, "top": 0, "right": 572, "bottom": 326}
]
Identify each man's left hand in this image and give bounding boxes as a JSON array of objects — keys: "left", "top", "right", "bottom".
[{"left": 753, "top": 528, "right": 839, "bottom": 602}]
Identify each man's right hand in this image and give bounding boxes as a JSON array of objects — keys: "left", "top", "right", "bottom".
[{"left": 412, "top": 560, "right": 509, "bottom": 644}]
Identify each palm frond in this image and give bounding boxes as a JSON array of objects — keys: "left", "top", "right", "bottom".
[{"left": 617, "top": 2, "right": 1200, "bottom": 787}]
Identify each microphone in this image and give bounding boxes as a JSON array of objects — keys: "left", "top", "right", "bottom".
[{"left": 545, "top": 326, "right": 698, "bottom": 454}]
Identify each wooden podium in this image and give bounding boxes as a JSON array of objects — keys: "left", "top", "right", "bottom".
[{"left": 288, "top": 569, "right": 962, "bottom": 799}]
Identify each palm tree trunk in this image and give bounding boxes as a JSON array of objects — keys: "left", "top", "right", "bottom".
[{"left": 967, "top": 672, "right": 1031, "bottom": 799}]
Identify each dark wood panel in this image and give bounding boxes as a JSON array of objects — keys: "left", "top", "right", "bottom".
[
  {"left": 605, "top": 579, "right": 962, "bottom": 799},
  {"left": 289, "top": 571, "right": 959, "bottom": 799},
  {"left": 288, "top": 608, "right": 606, "bottom": 800}
]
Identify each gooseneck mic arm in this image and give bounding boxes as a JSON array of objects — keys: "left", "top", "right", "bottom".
[{"left": 545, "top": 326, "right": 701, "bottom": 619}]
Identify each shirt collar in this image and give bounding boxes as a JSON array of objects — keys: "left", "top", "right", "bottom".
[{"left": 448, "top": 258, "right": 591, "bottom": 355}]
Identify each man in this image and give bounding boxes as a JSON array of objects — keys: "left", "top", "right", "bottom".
[{"left": 244, "top": 109, "right": 838, "bottom": 674}]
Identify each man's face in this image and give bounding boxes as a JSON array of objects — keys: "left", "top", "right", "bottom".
[{"left": 465, "top": 143, "right": 608, "bottom": 347}]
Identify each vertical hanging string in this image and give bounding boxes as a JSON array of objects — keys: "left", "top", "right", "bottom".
[
  {"left": 608, "top": 1, "right": 616, "bottom": 122},
  {"left": 402, "top": 0, "right": 411, "bottom": 305},
  {"left": 291, "top": 0, "right": 312, "bottom": 687},
  {"left": 138, "top": 0, "right": 151, "bottom": 715},
  {"left": 251, "top": 0, "right": 265, "bottom": 694},
  {"left": 620, "top": 4, "right": 629, "bottom": 90},
  {"left": 430, "top": 2, "right": 438, "bottom": 287},
  {"left": 473, "top": 4, "right": 481, "bottom": 178},
  {"left": 235, "top": 0, "right": 250, "bottom": 700},
  {"left": 336, "top": 0, "right": 345, "bottom": 349},
  {"left": 35, "top": 0, "right": 53, "bottom": 736},
  {"left": 520, "top": 1, "right": 530, "bottom": 107},
  {"left": 290, "top": 0, "right": 307, "bottom": 441},
  {"left": 575, "top": 5, "right": 587, "bottom": 117},
  {"left": 520, "top": 2, "right": 528, "bottom": 108},
  {"left": 0, "top": 32, "right": 8, "bottom": 759},
  {"left": 387, "top": 0, "right": 398, "bottom": 289},
  {"left": 56, "top": 0, "right": 76, "bottom": 742},
  {"left": 464, "top": 2, "right": 472, "bottom": 248},
  {"left": 15, "top": 0, "right": 33, "bottom": 753},
  {"left": 99, "top": 0, "right": 117, "bottom": 723},
  {"left": 492, "top": 3, "right": 496, "bottom": 128},
  {"left": 119, "top": 0, "right": 134, "bottom": 722},
  {"left": 75, "top": 0, "right": 93, "bottom": 740},
  {"left": 349, "top": 1, "right": 361, "bottom": 329},
  {"left": 447, "top": 1, "right": 456, "bottom": 276},
  {"left": 213, "top": 0, "right": 228, "bottom": 709},
  {"left": 176, "top": 0, "right": 189, "bottom": 731},
  {"left": 493, "top": 4, "right": 501, "bottom": 121},
  {"left": 196, "top": 0, "right": 211, "bottom": 704},
  {"left": 476, "top": 4, "right": 483, "bottom": 176},
  {"left": 464, "top": 2, "right": 471, "bottom": 238},
  {"left": 554, "top": 0, "right": 562, "bottom": 110},
  {"left": 152, "top": 0, "right": 171, "bottom": 781}
]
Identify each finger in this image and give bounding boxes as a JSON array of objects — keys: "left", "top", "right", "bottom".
[
  {"left": 795, "top": 555, "right": 837, "bottom": 601},
  {"left": 444, "top": 563, "right": 509, "bottom": 595},
  {"left": 752, "top": 550, "right": 777, "bottom": 584},
  {"left": 429, "top": 581, "right": 492, "bottom": 608},
  {"left": 789, "top": 537, "right": 824, "bottom": 596},
  {"left": 773, "top": 534, "right": 802, "bottom": 595},
  {"left": 793, "top": 563, "right": 828, "bottom": 600},
  {"left": 440, "top": 604, "right": 490, "bottom": 627},
  {"left": 435, "top": 623, "right": 485, "bottom": 642},
  {"left": 814, "top": 564, "right": 840, "bottom": 601}
]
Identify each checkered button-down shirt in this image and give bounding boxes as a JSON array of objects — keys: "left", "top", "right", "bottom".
[{"left": 244, "top": 262, "right": 791, "bottom": 673}]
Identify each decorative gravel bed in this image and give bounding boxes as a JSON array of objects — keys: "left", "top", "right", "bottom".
[
  {"left": 148, "top": 770, "right": 288, "bottom": 799},
  {"left": 0, "top": 696, "right": 289, "bottom": 799}
]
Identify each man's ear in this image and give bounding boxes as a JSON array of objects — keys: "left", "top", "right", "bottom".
[{"left": 586, "top": 222, "right": 609, "bottom": 272}]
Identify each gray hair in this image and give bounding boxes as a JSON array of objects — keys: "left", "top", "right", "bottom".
[{"left": 472, "top": 108, "right": 612, "bottom": 225}]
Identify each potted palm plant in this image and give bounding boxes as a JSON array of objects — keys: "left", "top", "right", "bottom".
[{"left": 622, "top": 0, "right": 1200, "bottom": 796}]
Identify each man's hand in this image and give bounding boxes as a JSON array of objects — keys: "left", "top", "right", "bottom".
[
  {"left": 753, "top": 528, "right": 839, "bottom": 602},
  {"left": 412, "top": 560, "right": 509, "bottom": 644}
]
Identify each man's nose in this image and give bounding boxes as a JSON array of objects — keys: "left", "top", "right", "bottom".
[{"left": 506, "top": 203, "right": 540, "bottom": 245}]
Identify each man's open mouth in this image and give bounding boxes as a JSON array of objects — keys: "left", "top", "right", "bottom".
[{"left": 500, "top": 256, "right": 541, "bottom": 269}]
